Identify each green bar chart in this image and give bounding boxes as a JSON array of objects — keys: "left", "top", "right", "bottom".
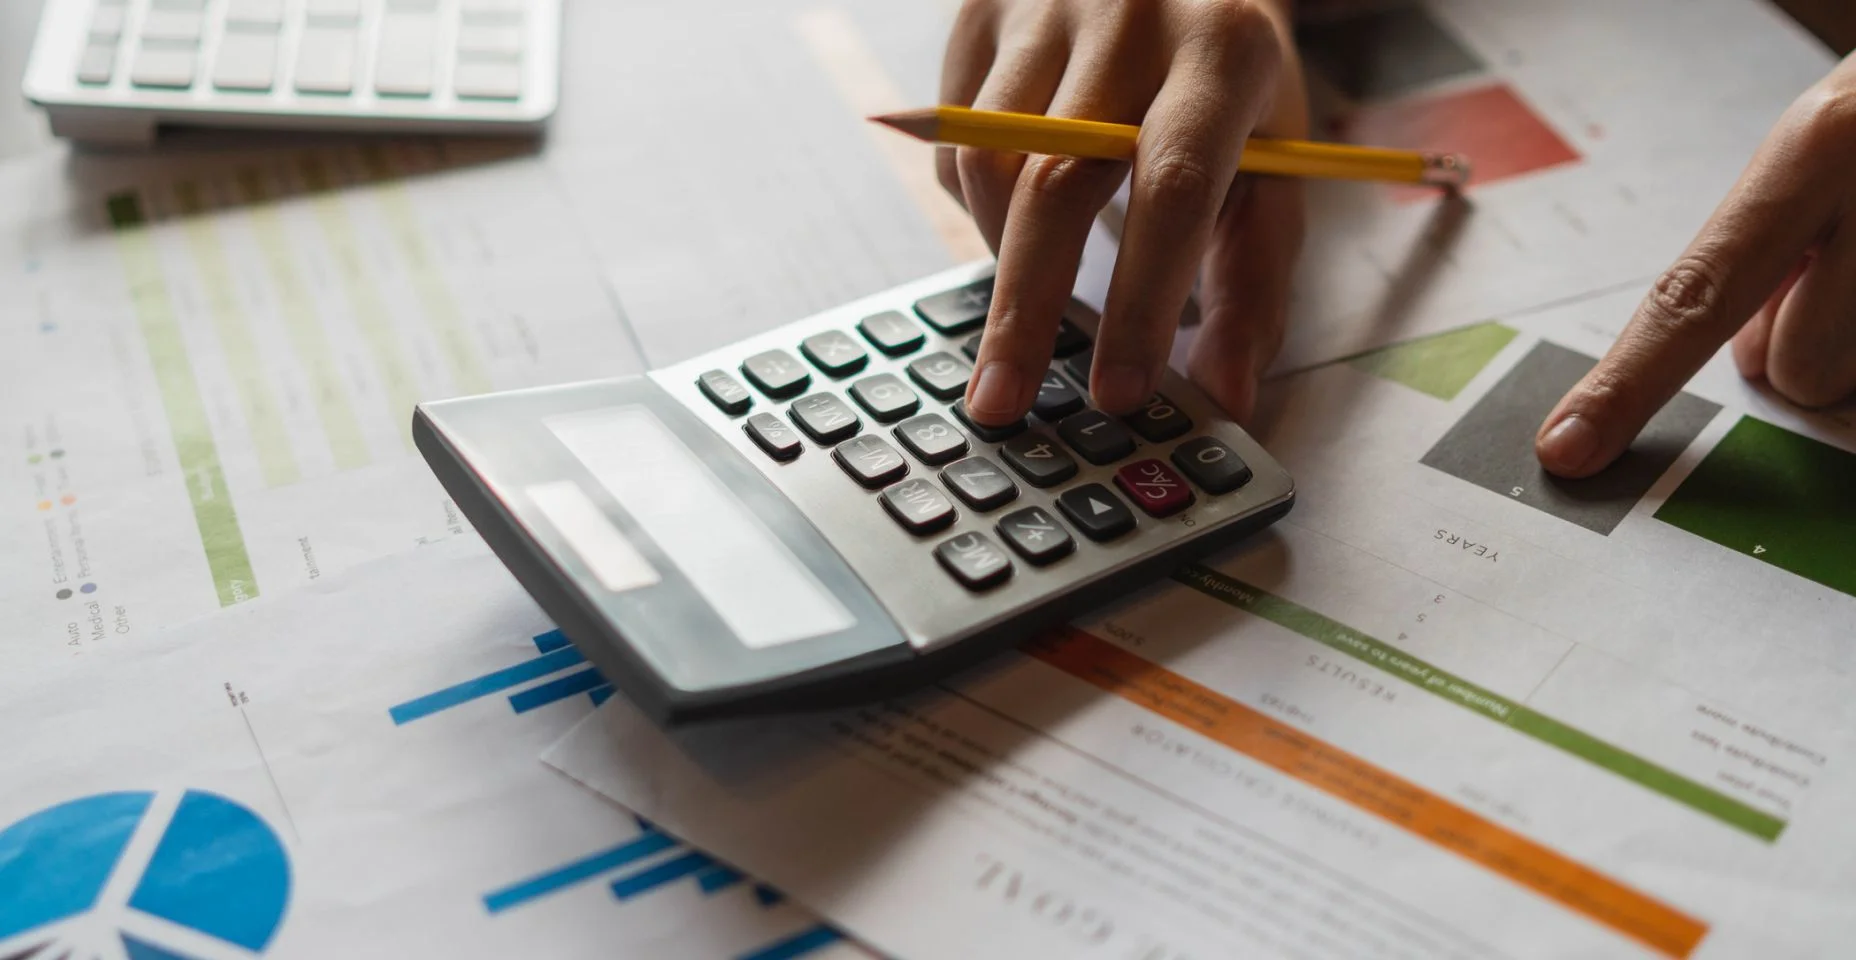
[{"left": 1347, "top": 321, "right": 1518, "bottom": 400}]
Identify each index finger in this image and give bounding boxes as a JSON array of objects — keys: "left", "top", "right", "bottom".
[
  {"left": 1535, "top": 110, "right": 1840, "bottom": 478},
  {"left": 1091, "top": 2, "right": 1283, "bottom": 413}
]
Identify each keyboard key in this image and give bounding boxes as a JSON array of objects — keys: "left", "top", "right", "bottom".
[
  {"left": 857, "top": 311, "right": 925, "bottom": 356},
  {"left": 76, "top": 42, "right": 116, "bottom": 85},
  {"left": 139, "top": 10, "right": 203, "bottom": 41},
  {"left": 1031, "top": 367, "right": 1084, "bottom": 421},
  {"left": 894, "top": 413, "right": 968, "bottom": 466},
  {"left": 951, "top": 400, "right": 1026, "bottom": 443},
  {"left": 1062, "top": 348, "right": 1093, "bottom": 388},
  {"left": 906, "top": 351, "right": 971, "bottom": 401},
  {"left": 833, "top": 435, "right": 908, "bottom": 489},
  {"left": 454, "top": 59, "right": 523, "bottom": 100},
  {"left": 740, "top": 349, "right": 810, "bottom": 399},
  {"left": 461, "top": 0, "right": 526, "bottom": 20},
  {"left": 304, "top": 0, "right": 361, "bottom": 21},
  {"left": 997, "top": 506, "right": 1075, "bottom": 565},
  {"left": 799, "top": 330, "right": 869, "bottom": 377},
  {"left": 457, "top": 23, "right": 524, "bottom": 58},
  {"left": 696, "top": 369, "right": 752, "bottom": 415},
  {"left": 375, "top": 13, "right": 439, "bottom": 96},
  {"left": 789, "top": 392, "right": 861, "bottom": 444},
  {"left": 1053, "top": 312, "right": 1092, "bottom": 357},
  {"left": 130, "top": 44, "right": 196, "bottom": 88},
  {"left": 1057, "top": 410, "right": 1135, "bottom": 465},
  {"left": 89, "top": 5, "right": 126, "bottom": 40},
  {"left": 293, "top": 26, "right": 356, "bottom": 93},
  {"left": 212, "top": 31, "right": 277, "bottom": 90},
  {"left": 1000, "top": 431, "right": 1078, "bottom": 487},
  {"left": 914, "top": 279, "right": 993, "bottom": 334},
  {"left": 224, "top": 0, "right": 284, "bottom": 27},
  {"left": 935, "top": 532, "right": 1013, "bottom": 590},
  {"left": 1124, "top": 394, "right": 1192, "bottom": 442},
  {"left": 940, "top": 456, "right": 1017, "bottom": 511},
  {"left": 1115, "top": 459, "right": 1195, "bottom": 517},
  {"left": 1057, "top": 484, "right": 1136, "bottom": 541},
  {"left": 1172, "top": 436, "right": 1252, "bottom": 494},
  {"left": 848, "top": 373, "right": 919, "bottom": 423},
  {"left": 744, "top": 413, "right": 802, "bottom": 461},
  {"left": 881, "top": 479, "right": 956, "bottom": 535}
]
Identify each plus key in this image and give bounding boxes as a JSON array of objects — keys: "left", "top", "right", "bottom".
[{"left": 1113, "top": 459, "right": 1195, "bottom": 517}]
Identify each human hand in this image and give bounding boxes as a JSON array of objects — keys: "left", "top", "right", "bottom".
[
  {"left": 1537, "top": 53, "right": 1856, "bottom": 477},
  {"left": 941, "top": 0, "right": 1309, "bottom": 425}
]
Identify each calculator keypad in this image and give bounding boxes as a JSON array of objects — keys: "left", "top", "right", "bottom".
[
  {"left": 1115, "top": 459, "right": 1195, "bottom": 517},
  {"left": 894, "top": 413, "right": 969, "bottom": 466},
  {"left": 848, "top": 374, "right": 921, "bottom": 423},
  {"left": 934, "top": 532, "right": 1013, "bottom": 589},
  {"left": 1124, "top": 394, "right": 1193, "bottom": 442},
  {"left": 1030, "top": 367, "right": 1085, "bottom": 421},
  {"left": 833, "top": 435, "right": 909, "bottom": 489},
  {"left": 742, "top": 349, "right": 811, "bottom": 399},
  {"left": 941, "top": 457, "right": 1018, "bottom": 512},
  {"left": 951, "top": 400, "right": 1026, "bottom": 443},
  {"left": 881, "top": 479, "right": 957, "bottom": 535},
  {"left": 914, "top": 279, "right": 993, "bottom": 335}
]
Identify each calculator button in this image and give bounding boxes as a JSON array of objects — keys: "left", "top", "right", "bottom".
[
  {"left": 1057, "top": 485, "right": 1136, "bottom": 541},
  {"left": 834, "top": 436, "right": 909, "bottom": 489},
  {"left": 961, "top": 332, "right": 984, "bottom": 361},
  {"left": 741, "top": 349, "right": 811, "bottom": 399},
  {"left": 305, "top": 0, "right": 362, "bottom": 20},
  {"left": 1057, "top": 410, "right": 1136, "bottom": 465},
  {"left": 89, "top": 5, "right": 126, "bottom": 40},
  {"left": 294, "top": 25, "right": 357, "bottom": 93},
  {"left": 1124, "top": 394, "right": 1193, "bottom": 442},
  {"left": 1172, "top": 436, "right": 1252, "bottom": 494},
  {"left": 857, "top": 311, "right": 925, "bottom": 356},
  {"left": 951, "top": 400, "right": 1027, "bottom": 443},
  {"left": 935, "top": 532, "right": 1013, "bottom": 590},
  {"left": 1115, "top": 459, "right": 1195, "bottom": 517},
  {"left": 454, "top": 59, "right": 524, "bottom": 100},
  {"left": 226, "top": 0, "right": 284, "bottom": 28},
  {"left": 848, "top": 374, "right": 920, "bottom": 423},
  {"left": 789, "top": 393, "right": 862, "bottom": 444},
  {"left": 76, "top": 43, "right": 117, "bottom": 85},
  {"left": 375, "top": 12, "right": 439, "bottom": 96},
  {"left": 801, "top": 330, "right": 870, "bottom": 378},
  {"left": 744, "top": 413, "right": 802, "bottom": 461},
  {"left": 881, "top": 479, "right": 956, "bottom": 535},
  {"left": 1031, "top": 367, "right": 1085, "bottom": 421},
  {"left": 906, "top": 352, "right": 972, "bottom": 401},
  {"left": 212, "top": 31, "right": 278, "bottom": 90},
  {"left": 1062, "top": 348, "right": 1093, "bottom": 388},
  {"left": 697, "top": 369, "right": 753, "bottom": 415},
  {"left": 894, "top": 414, "right": 969, "bottom": 466},
  {"left": 914, "top": 279, "right": 993, "bottom": 335},
  {"left": 1000, "top": 431, "right": 1078, "bottom": 487},
  {"left": 140, "top": 10, "right": 204, "bottom": 42},
  {"left": 940, "top": 456, "right": 1018, "bottom": 512},
  {"left": 1053, "top": 312, "right": 1092, "bottom": 357},
  {"left": 131, "top": 44, "right": 197, "bottom": 89},
  {"left": 997, "top": 506, "right": 1075, "bottom": 565},
  {"left": 457, "top": 23, "right": 525, "bottom": 57}
]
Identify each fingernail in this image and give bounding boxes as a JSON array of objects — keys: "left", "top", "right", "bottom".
[
  {"left": 1538, "top": 415, "right": 1600, "bottom": 475},
  {"left": 967, "top": 361, "right": 1023, "bottom": 423},
  {"left": 1096, "top": 362, "right": 1149, "bottom": 412}
]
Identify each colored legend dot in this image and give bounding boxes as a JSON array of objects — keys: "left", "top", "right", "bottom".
[
  {"left": 26, "top": 454, "right": 41, "bottom": 465},
  {"left": 81, "top": 583, "right": 97, "bottom": 594},
  {"left": 60, "top": 494, "right": 76, "bottom": 506},
  {"left": 50, "top": 449, "right": 65, "bottom": 459},
  {"left": 37, "top": 500, "right": 52, "bottom": 512},
  {"left": 55, "top": 588, "right": 71, "bottom": 600}
]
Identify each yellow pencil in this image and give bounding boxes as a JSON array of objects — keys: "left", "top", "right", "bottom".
[{"left": 872, "top": 105, "right": 1470, "bottom": 187}]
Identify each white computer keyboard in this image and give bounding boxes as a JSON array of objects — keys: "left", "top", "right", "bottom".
[{"left": 23, "top": 0, "right": 561, "bottom": 144}]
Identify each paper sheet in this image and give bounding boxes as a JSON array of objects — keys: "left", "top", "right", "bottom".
[
  {"left": 0, "top": 540, "right": 868, "bottom": 960},
  {"left": 545, "top": 278, "right": 1856, "bottom": 958},
  {"left": 0, "top": 143, "right": 641, "bottom": 667}
]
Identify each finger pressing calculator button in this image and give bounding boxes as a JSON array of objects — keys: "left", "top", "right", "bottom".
[
  {"left": 1057, "top": 410, "right": 1136, "bottom": 465},
  {"left": 833, "top": 435, "right": 909, "bottom": 489},
  {"left": 940, "top": 456, "right": 1018, "bottom": 512},
  {"left": 848, "top": 373, "right": 920, "bottom": 423},
  {"left": 1000, "top": 431, "right": 1078, "bottom": 487},
  {"left": 1124, "top": 394, "right": 1192, "bottom": 442},
  {"left": 997, "top": 506, "right": 1075, "bottom": 566},
  {"left": 935, "top": 532, "right": 1013, "bottom": 590},
  {"left": 951, "top": 400, "right": 1026, "bottom": 443},
  {"left": 1115, "top": 459, "right": 1195, "bottom": 517},
  {"left": 741, "top": 349, "right": 810, "bottom": 399},
  {"left": 914, "top": 279, "right": 993, "bottom": 335},
  {"left": 906, "top": 351, "right": 972, "bottom": 401},
  {"left": 894, "top": 413, "right": 968, "bottom": 466},
  {"left": 789, "top": 392, "right": 861, "bottom": 444},
  {"left": 1057, "top": 484, "right": 1136, "bottom": 541},
  {"left": 744, "top": 413, "right": 802, "bottom": 461},
  {"left": 1062, "top": 348, "right": 1093, "bottom": 388},
  {"left": 1172, "top": 436, "right": 1252, "bottom": 493},
  {"left": 800, "top": 330, "right": 869, "bottom": 378},
  {"left": 881, "top": 479, "right": 956, "bottom": 535},
  {"left": 857, "top": 311, "right": 925, "bottom": 356},
  {"left": 697, "top": 369, "right": 752, "bottom": 415},
  {"left": 1031, "top": 367, "right": 1085, "bottom": 421}
]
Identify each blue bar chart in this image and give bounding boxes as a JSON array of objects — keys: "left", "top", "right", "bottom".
[{"left": 388, "top": 630, "right": 614, "bottom": 726}]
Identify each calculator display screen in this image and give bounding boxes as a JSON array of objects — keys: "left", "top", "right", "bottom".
[{"left": 546, "top": 406, "right": 856, "bottom": 650}]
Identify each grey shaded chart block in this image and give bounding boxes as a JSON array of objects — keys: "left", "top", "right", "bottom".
[{"left": 1421, "top": 342, "right": 1720, "bottom": 535}]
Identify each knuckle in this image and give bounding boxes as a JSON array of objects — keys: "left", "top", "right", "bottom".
[
  {"left": 1018, "top": 153, "right": 1096, "bottom": 202},
  {"left": 1638, "top": 255, "right": 1735, "bottom": 338},
  {"left": 956, "top": 145, "right": 1017, "bottom": 193},
  {"left": 1091, "top": 0, "right": 1166, "bottom": 37},
  {"left": 1189, "top": 0, "right": 1282, "bottom": 68},
  {"left": 1140, "top": 149, "right": 1219, "bottom": 218}
]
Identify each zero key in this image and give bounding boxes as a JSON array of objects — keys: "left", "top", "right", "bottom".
[{"left": 1171, "top": 436, "right": 1252, "bottom": 494}]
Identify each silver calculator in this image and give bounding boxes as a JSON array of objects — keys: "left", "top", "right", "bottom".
[{"left": 415, "top": 263, "right": 1294, "bottom": 722}]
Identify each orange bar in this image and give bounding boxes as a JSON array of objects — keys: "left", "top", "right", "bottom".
[{"left": 1024, "top": 627, "right": 1709, "bottom": 959}]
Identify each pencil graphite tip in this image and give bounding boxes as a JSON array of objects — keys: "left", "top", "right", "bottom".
[{"left": 868, "top": 108, "right": 940, "bottom": 143}]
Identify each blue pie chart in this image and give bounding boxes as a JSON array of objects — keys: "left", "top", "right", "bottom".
[{"left": 0, "top": 790, "right": 291, "bottom": 957}]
